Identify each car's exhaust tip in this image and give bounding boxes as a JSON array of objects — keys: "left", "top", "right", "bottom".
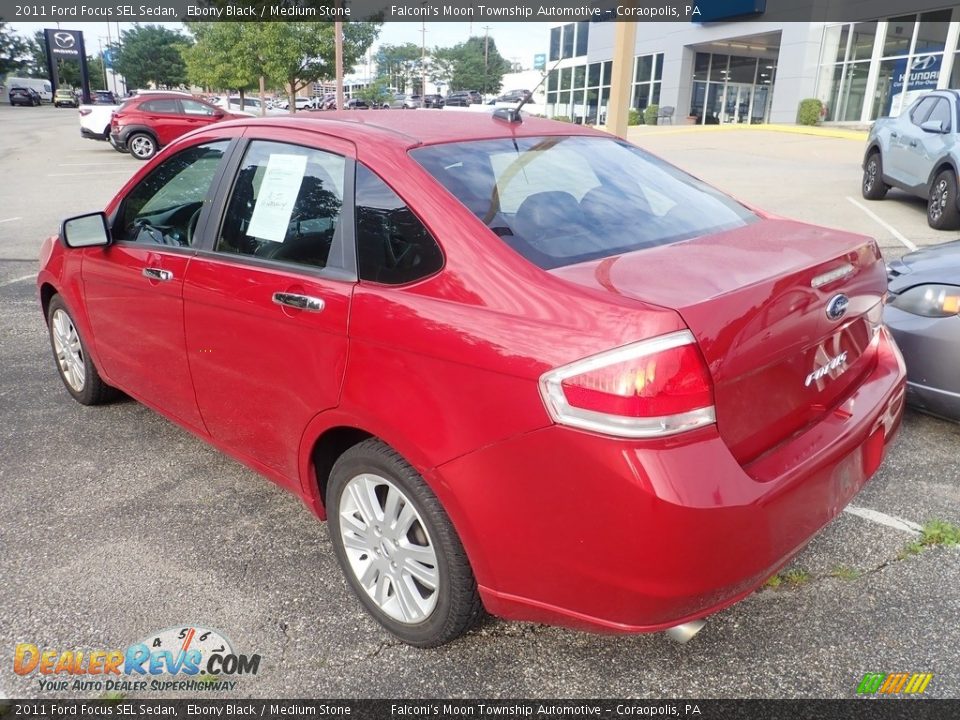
[{"left": 664, "top": 620, "right": 706, "bottom": 644}]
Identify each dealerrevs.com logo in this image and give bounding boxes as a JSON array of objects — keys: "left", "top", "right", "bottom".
[
  {"left": 13, "top": 626, "right": 261, "bottom": 693},
  {"left": 857, "top": 672, "right": 933, "bottom": 696}
]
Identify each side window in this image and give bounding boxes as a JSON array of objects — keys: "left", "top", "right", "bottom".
[
  {"left": 115, "top": 141, "right": 229, "bottom": 246},
  {"left": 926, "top": 98, "right": 952, "bottom": 132},
  {"left": 140, "top": 99, "right": 180, "bottom": 114},
  {"left": 181, "top": 99, "right": 217, "bottom": 116},
  {"left": 217, "top": 140, "right": 345, "bottom": 270},
  {"left": 356, "top": 165, "right": 444, "bottom": 284},
  {"left": 910, "top": 97, "right": 938, "bottom": 125}
]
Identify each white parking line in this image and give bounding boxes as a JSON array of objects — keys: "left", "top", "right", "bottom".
[
  {"left": 0, "top": 217, "right": 21, "bottom": 224},
  {"left": 843, "top": 504, "right": 923, "bottom": 535},
  {"left": 47, "top": 170, "right": 131, "bottom": 177},
  {"left": 846, "top": 196, "right": 919, "bottom": 251},
  {"left": 0, "top": 274, "right": 35, "bottom": 288}
]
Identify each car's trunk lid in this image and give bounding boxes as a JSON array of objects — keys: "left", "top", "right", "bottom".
[{"left": 551, "top": 218, "right": 885, "bottom": 465}]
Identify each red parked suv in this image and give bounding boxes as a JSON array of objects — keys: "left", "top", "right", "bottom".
[
  {"left": 110, "top": 93, "right": 244, "bottom": 160},
  {"left": 38, "top": 112, "right": 906, "bottom": 647}
]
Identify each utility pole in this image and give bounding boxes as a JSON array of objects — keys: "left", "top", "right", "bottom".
[
  {"left": 335, "top": 21, "right": 344, "bottom": 111},
  {"left": 420, "top": 20, "right": 427, "bottom": 107},
  {"left": 98, "top": 39, "right": 108, "bottom": 90},
  {"left": 482, "top": 26, "right": 492, "bottom": 94}
]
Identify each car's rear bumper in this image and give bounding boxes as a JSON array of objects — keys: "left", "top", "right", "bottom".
[
  {"left": 434, "top": 327, "right": 906, "bottom": 633},
  {"left": 110, "top": 132, "right": 127, "bottom": 151},
  {"left": 81, "top": 127, "right": 107, "bottom": 140}
]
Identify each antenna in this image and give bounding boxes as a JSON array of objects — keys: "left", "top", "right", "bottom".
[{"left": 493, "top": 56, "right": 563, "bottom": 124}]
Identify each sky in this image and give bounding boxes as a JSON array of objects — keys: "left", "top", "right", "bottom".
[{"left": 8, "top": 21, "right": 552, "bottom": 69}]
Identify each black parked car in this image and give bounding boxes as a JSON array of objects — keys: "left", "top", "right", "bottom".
[
  {"left": 446, "top": 90, "right": 482, "bottom": 107},
  {"left": 410, "top": 94, "right": 445, "bottom": 109},
  {"left": 345, "top": 98, "right": 370, "bottom": 110},
  {"left": 496, "top": 89, "right": 532, "bottom": 103},
  {"left": 9, "top": 86, "right": 41, "bottom": 106}
]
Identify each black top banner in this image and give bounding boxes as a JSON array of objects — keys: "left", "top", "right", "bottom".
[
  {"left": 2, "top": 699, "right": 959, "bottom": 719},
  {"left": 6, "top": 0, "right": 957, "bottom": 23}
]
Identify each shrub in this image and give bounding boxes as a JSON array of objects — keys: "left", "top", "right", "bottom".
[
  {"left": 551, "top": 115, "right": 573, "bottom": 123},
  {"left": 644, "top": 104, "right": 659, "bottom": 126},
  {"left": 797, "top": 98, "right": 823, "bottom": 126},
  {"left": 628, "top": 108, "right": 643, "bottom": 125}
]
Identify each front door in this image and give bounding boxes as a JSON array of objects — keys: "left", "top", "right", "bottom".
[
  {"left": 183, "top": 133, "right": 356, "bottom": 484},
  {"left": 81, "top": 138, "right": 233, "bottom": 429}
]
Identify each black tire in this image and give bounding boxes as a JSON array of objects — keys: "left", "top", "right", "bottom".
[
  {"left": 327, "top": 439, "right": 482, "bottom": 647},
  {"left": 862, "top": 151, "right": 888, "bottom": 200},
  {"left": 128, "top": 132, "right": 157, "bottom": 161},
  {"left": 928, "top": 169, "right": 960, "bottom": 230},
  {"left": 47, "top": 295, "right": 118, "bottom": 406}
]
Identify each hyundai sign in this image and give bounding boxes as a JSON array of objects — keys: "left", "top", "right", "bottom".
[{"left": 887, "top": 52, "right": 943, "bottom": 116}]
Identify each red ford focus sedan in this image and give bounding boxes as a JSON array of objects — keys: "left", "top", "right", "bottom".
[{"left": 38, "top": 111, "right": 906, "bottom": 647}]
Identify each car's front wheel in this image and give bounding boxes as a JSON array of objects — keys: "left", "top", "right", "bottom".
[
  {"left": 862, "top": 151, "right": 889, "bottom": 200},
  {"left": 128, "top": 133, "right": 158, "bottom": 161},
  {"left": 327, "top": 439, "right": 482, "bottom": 647},
  {"left": 47, "top": 295, "right": 117, "bottom": 406},
  {"left": 928, "top": 169, "right": 960, "bottom": 230}
]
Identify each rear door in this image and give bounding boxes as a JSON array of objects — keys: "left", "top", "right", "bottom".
[
  {"left": 137, "top": 98, "right": 187, "bottom": 146},
  {"left": 182, "top": 130, "right": 356, "bottom": 484},
  {"left": 179, "top": 98, "right": 226, "bottom": 133}
]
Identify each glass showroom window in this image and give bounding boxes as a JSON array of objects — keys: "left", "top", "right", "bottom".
[
  {"left": 631, "top": 53, "right": 664, "bottom": 112},
  {"left": 547, "top": 61, "right": 611, "bottom": 124},
  {"left": 819, "top": 12, "right": 957, "bottom": 122}
]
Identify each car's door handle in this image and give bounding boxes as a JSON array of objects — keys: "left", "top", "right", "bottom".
[
  {"left": 890, "top": 132, "right": 898, "bottom": 139},
  {"left": 142, "top": 267, "right": 173, "bottom": 282},
  {"left": 272, "top": 292, "right": 324, "bottom": 312},
  {"left": 909, "top": 140, "right": 918, "bottom": 147}
]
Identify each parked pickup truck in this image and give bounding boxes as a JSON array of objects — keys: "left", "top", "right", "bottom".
[{"left": 79, "top": 103, "right": 119, "bottom": 143}]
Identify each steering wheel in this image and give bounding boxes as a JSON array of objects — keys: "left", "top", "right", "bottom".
[{"left": 186, "top": 207, "right": 203, "bottom": 247}]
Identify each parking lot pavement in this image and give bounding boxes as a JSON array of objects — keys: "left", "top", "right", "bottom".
[{"left": 1, "top": 106, "right": 958, "bottom": 699}]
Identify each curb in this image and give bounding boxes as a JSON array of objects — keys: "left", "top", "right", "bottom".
[{"left": 625, "top": 124, "right": 868, "bottom": 142}]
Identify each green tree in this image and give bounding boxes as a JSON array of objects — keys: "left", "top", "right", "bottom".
[
  {"left": 260, "top": 22, "right": 380, "bottom": 112},
  {"left": 355, "top": 78, "right": 391, "bottom": 106},
  {"left": 111, "top": 24, "right": 190, "bottom": 90},
  {"left": 184, "top": 23, "right": 258, "bottom": 97},
  {"left": 374, "top": 42, "right": 421, "bottom": 92},
  {"left": 430, "top": 36, "right": 510, "bottom": 95},
  {"left": 0, "top": 22, "right": 28, "bottom": 77}
]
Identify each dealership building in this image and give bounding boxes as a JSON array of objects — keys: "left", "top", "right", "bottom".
[{"left": 545, "top": 2, "right": 960, "bottom": 125}]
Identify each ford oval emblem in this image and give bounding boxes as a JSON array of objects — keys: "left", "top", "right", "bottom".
[{"left": 826, "top": 293, "right": 849, "bottom": 321}]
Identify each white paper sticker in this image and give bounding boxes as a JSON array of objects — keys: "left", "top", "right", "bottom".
[{"left": 246, "top": 154, "right": 308, "bottom": 243}]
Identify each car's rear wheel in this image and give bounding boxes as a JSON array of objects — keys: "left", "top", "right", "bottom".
[
  {"left": 928, "top": 169, "right": 960, "bottom": 230},
  {"left": 47, "top": 295, "right": 117, "bottom": 406},
  {"left": 862, "top": 151, "right": 888, "bottom": 200},
  {"left": 327, "top": 439, "right": 482, "bottom": 647},
  {"left": 128, "top": 133, "right": 157, "bottom": 161}
]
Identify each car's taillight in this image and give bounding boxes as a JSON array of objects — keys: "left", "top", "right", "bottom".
[{"left": 539, "top": 330, "right": 716, "bottom": 439}]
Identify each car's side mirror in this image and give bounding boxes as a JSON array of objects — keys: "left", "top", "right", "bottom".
[
  {"left": 213, "top": 108, "right": 225, "bottom": 117},
  {"left": 920, "top": 119, "right": 947, "bottom": 133},
  {"left": 61, "top": 212, "right": 111, "bottom": 248}
]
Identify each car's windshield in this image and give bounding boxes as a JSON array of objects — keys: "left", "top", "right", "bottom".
[{"left": 411, "top": 135, "right": 756, "bottom": 269}]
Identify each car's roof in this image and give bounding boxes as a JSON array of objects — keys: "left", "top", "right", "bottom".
[{"left": 225, "top": 109, "right": 605, "bottom": 149}]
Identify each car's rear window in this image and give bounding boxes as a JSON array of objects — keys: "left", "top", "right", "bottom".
[{"left": 411, "top": 135, "right": 756, "bottom": 269}]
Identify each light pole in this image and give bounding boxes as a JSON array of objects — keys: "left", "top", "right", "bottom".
[
  {"left": 420, "top": 20, "right": 427, "bottom": 107},
  {"left": 482, "top": 26, "right": 492, "bottom": 95}
]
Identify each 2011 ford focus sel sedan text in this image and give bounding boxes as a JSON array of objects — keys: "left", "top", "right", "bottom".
[{"left": 38, "top": 111, "right": 907, "bottom": 647}]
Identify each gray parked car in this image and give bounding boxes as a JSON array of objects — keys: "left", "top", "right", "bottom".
[
  {"left": 885, "top": 240, "right": 960, "bottom": 421},
  {"left": 862, "top": 90, "right": 960, "bottom": 229}
]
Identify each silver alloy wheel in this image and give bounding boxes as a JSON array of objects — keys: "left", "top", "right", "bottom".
[
  {"left": 864, "top": 158, "right": 878, "bottom": 193},
  {"left": 930, "top": 178, "right": 948, "bottom": 221},
  {"left": 51, "top": 308, "right": 85, "bottom": 392},
  {"left": 338, "top": 473, "right": 439, "bottom": 624},
  {"left": 130, "top": 135, "right": 155, "bottom": 159}
]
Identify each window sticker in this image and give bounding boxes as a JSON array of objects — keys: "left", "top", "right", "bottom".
[{"left": 246, "top": 154, "right": 308, "bottom": 242}]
